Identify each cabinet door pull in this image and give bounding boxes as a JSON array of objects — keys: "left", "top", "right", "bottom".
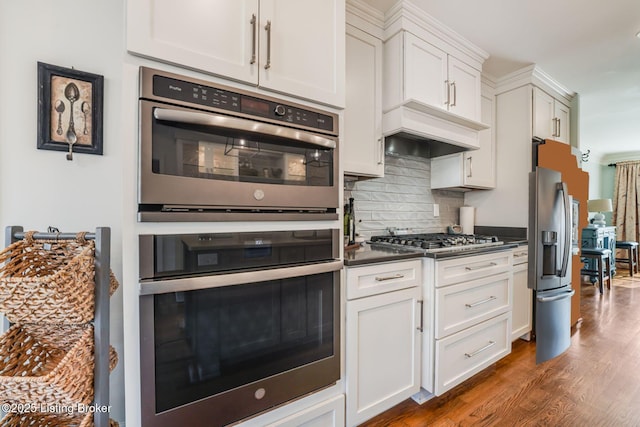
[
  {"left": 374, "top": 273, "right": 405, "bottom": 282},
  {"left": 417, "top": 300, "right": 424, "bottom": 332},
  {"left": 377, "top": 137, "right": 384, "bottom": 165},
  {"left": 557, "top": 118, "right": 561, "bottom": 138},
  {"left": 464, "top": 341, "right": 496, "bottom": 358},
  {"left": 465, "top": 295, "right": 497, "bottom": 308},
  {"left": 467, "top": 156, "right": 473, "bottom": 178},
  {"left": 264, "top": 20, "right": 272, "bottom": 70},
  {"left": 465, "top": 262, "right": 497, "bottom": 271},
  {"left": 250, "top": 14, "right": 257, "bottom": 65},
  {"left": 450, "top": 81, "right": 457, "bottom": 107},
  {"left": 444, "top": 80, "right": 450, "bottom": 106}
]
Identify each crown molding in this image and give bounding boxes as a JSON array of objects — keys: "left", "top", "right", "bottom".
[
  {"left": 346, "top": 0, "right": 385, "bottom": 34},
  {"left": 495, "top": 64, "right": 575, "bottom": 103},
  {"left": 383, "top": 0, "right": 489, "bottom": 66}
]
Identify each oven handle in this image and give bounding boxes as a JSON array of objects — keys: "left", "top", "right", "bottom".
[
  {"left": 153, "top": 108, "right": 337, "bottom": 149},
  {"left": 139, "top": 260, "right": 344, "bottom": 295}
]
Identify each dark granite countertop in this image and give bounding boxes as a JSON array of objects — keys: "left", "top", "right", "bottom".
[
  {"left": 344, "top": 243, "right": 519, "bottom": 266},
  {"left": 501, "top": 238, "right": 528, "bottom": 246},
  {"left": 475, "top": 226, "right": 528, "bottom": 246},
  {"left": 344, "top": 244, "right": 423, "bottom": 266}
]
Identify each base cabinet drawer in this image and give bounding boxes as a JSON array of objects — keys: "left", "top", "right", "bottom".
[
  {"left": 436, "top": 251, "right": 512, "bottom": 287},
  {"left": 435, "top": 272, "right": 511, "bottom": 339},
  {"left": 265, "top": 395, "right": 345, "bottom": 427},
  {"left": 346, "top": 259, "right": 421, "bottom": 299},
  {"left": 434, "top": 312, "right": 511, "bottom": 395}
]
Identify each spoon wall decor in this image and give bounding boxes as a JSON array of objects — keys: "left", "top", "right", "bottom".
[
  {"left": 64, "top": 82, "right": 80, "bottom": 144},
  {"left": 81, "top": 101, "right": 90, "bottom": 135},
  {"left": 54, "top": 100, "right": 65, "bottom": 135}
]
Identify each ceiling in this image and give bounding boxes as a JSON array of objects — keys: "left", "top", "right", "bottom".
[{"left": 363, "top": 0, "right": 640, "bottom": 160}]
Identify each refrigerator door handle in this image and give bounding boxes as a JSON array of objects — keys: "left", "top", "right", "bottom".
[
  {"left": 557, "top": 181, "right": 571, "bottom": 278},
  {"left": 537, "top": 289, "right": 575, "bottom": 303}
]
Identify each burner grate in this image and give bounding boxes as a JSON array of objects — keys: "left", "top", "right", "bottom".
[{"left": 368, "top": 233, "right": 503, "bottom": 253}]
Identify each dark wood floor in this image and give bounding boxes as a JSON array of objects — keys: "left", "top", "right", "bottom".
[{"left": 361, "top": 269, "right": 640, "bottom": 427}]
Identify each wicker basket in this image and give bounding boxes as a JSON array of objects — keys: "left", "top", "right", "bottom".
[
  {"left": 0, "top": 412, "right": 119, "bottom": 427},
  {"left": 0, "top": 232, "right": 119, "bottom": 324},
  {"left": 0, "top": 323, "right": 118, "bottom": 407}
]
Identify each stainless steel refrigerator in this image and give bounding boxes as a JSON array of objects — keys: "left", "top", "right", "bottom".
[{"left": 528, "top": 166, "right": 575, "bottom": 364}]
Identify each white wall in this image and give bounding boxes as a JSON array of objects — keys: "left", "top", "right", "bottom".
[
  {"left": 465, "top": 85, "right": 531, "bottom": 227},
  {"left": 0, "top": 0, "right": 125, "bottom": 422}
]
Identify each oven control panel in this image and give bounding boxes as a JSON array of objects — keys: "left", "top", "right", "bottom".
[{"left": 150, "top": 74, "right": 335, "bottom": 133}]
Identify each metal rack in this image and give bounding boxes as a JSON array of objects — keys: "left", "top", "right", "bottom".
[{"left": 3, "top": 226, "right": 111, "bottom": 427}]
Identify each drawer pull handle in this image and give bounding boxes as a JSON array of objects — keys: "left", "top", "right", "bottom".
[
  {"left": 375, "top": 273, "right": 405, "bottom": 282},
  {"left": 465, "top": 341, "right": 496, "bottom": 359},
  {"left": 465, "top": 296, "right": 497, "bottom": 308},
  {"left": 465, "top": 262, "right": 498, "bottom": 271},
  {"left": 514, "top": 253, "right": 527, "bottom": 258}
]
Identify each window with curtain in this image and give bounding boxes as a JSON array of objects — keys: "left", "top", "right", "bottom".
[{"left": 613, "top": 161, "right": 640, "bottom": 242}]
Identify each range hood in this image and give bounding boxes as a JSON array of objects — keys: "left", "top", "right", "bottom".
[{"left": 382, "top": 99, "right": 489, "bottom": 159}]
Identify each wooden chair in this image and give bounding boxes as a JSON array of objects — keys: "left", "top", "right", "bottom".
[
  {"left": 581, "top": 248, "right": 612, "bottom": 294},
  {"left": 615, "top": 241, "right": 639, "bottom": 277}
]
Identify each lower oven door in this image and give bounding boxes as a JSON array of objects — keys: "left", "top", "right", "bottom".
[{"left": 139, "top": 260, "right": 342, "bottom": 427}]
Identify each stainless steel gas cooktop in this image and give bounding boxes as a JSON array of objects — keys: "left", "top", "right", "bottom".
[{"left": 368, "top": 233, "right": 504, "bottom": 254}]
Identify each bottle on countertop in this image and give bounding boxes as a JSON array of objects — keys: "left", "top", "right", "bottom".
[
  {"left": 348, "top": 197, "right": 355, "bottom": 245},
  {"left": 343, "top": 203, "right": 350, "bottom": 239}
]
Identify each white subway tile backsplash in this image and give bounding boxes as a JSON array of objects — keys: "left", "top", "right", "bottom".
[{"left": 345, "top": 153, "right": 464, "bottom": 238}]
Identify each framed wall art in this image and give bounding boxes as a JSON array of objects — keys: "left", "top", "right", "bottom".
[{"left": 37, "top": 62, "right": 104, "bottom": 159}]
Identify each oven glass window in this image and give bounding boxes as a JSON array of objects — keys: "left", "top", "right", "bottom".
[
  {"left": 151, "top": 115, "right": 334, "bottom": 187},
  {"left": 153, "top": 272, "right": 335, "bottom": 413}
]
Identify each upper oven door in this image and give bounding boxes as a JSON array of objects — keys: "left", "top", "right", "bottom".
[{"left": 138, "top": 100, "right": 339, "bottom": 217}]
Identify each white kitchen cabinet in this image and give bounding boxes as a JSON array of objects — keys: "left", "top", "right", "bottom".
[
  {"left": 345, "top": 259, "right": 421, "bottom": 300},
  {"left": 384, "top": 31, "right": 481, "bottom": 123},
  {"left": 431, "top": 81, "right": 496, "bottom": 190},
  {"left": 345, "top": 260, "right": 422, "bottom": 426},
  {"left": 434, "top": 311, "right": 510, "bottom": 395},
  {"left": 127, "top": 0, "right": 345, "bottom": 107},
  {"left": 511, "top": 246, "right": 532, "bottom": 341},
  {"left": 343, "top": 23, "right": 384, "bottom": 177},
  {"left": 264, "top": 395, "right": 345, "bottom": 427},
  {"left": 422, "top": 249, "right": 512, "bottom": 396},
  {"left": 435, "top": 250, "right": 512, "bottom": 287},
  {"left": 434, "top": 272, "right": 511, "bottom": 339},
  {"left": 533, "top": 86, "right": 571, "bottom": 144}
]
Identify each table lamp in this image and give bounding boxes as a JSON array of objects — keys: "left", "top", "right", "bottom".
[{"left": 587, "top": 198, "right": 613, "bottom": 226}]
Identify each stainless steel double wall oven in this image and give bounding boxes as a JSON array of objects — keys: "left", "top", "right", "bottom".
[
  {"left": 137, "top": 68, "right": 342, "bottom": 427},
  {"left": 137, "top": 67, "right": 339, "bottom": 221}
]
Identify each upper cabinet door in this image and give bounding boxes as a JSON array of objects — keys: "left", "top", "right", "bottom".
[
  {"left": 554, "top": 101, "right": 570, "bottom": 144},
  {"left": 127, "top": 0, "right": 344, "bottom": 107},
  {"left": 343, "top": 24, "right": 384, "bottom": 177},
  {"left": 404, "top": 32, "right": 448, "bottom": 110},
  {"left": 532, "top": 87, "right": 571, "bottom": 144},
  {"left": 532, "top": 87, "right": 555, "bottom": 140},
  {"left": 463, "top": 92, "right": 495, "bottom": 188},
  {"left": 448, "top": 57, "right": 481, "bottom": 122},
  {"left": 127, "top": 0, "right": 259, "bottom": 85},
  {"left": 258, "top": 0, "right": 345, "bottom": 107}
]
